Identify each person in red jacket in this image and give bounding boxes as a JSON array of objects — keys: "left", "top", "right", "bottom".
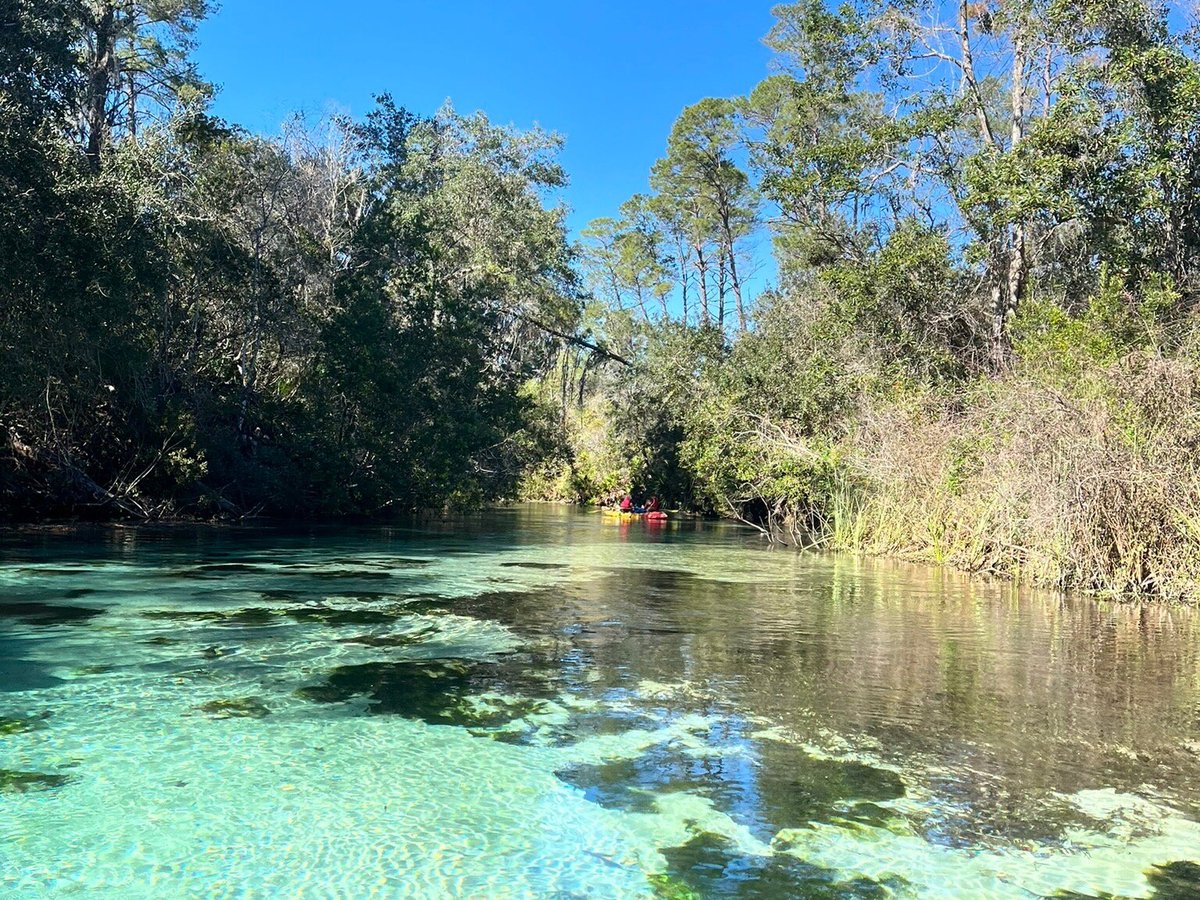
[
  {"left": 646, "top": 495, "right": 661, "bottom": 513},
  {"left": 619, "top": 493, "right": 634, "bottom": 512}
]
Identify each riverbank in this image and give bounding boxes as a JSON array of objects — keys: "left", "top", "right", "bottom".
[{"left": 526, "top": 308, "right": 1200, "bottom": 604}]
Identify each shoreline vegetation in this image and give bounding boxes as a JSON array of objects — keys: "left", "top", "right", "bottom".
[{"left": 5, "top": 3, "right": 1200, "bottom": 601}]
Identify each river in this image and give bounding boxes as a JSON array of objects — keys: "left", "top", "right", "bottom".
[{"left": 2, "top": 506, "right": 1199, "bottom": 897}]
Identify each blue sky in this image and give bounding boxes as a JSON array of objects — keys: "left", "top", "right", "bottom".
[{"left": 194, "top": 1, "right": 778, "bottom": 236}]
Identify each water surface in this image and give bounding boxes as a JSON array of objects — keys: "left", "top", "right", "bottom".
[{"left": 2, "top": 506, "right": 1199, "bottom": 897}]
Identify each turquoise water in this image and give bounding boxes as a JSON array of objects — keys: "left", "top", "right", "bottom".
[{"left": 2, "top": 506, "right": 1199, "bottom": 898}]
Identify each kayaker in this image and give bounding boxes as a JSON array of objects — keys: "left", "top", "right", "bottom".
[
  {"left": 646, "top": 496, "right": 661, "bottom": 513},
  {"left": 619, "top": 493, "right": 634, "bottom": 512}
]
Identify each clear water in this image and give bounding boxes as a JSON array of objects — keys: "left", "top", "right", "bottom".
[{"left": 2, "top": 506, "right": 1199, "bottom": 898}]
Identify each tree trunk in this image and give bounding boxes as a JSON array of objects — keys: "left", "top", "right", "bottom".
[
  {"left": 695, "top": 242, "right": 711, "bottom": 326},
  {"left": 676, "top": 232, "right": 690, "bottom": 325},
  {"left": 127, "top": 70, "right": 138, "bottom": 139},
  {"left": 958, "top": 1, "right": 997, "bottom": 148},
  {"left": 994, "top": 24, "right": 1029, "bottom": 370},
  {"left": 86, "top": 4, "right": 116, "bottom": 169},
  {"left": 1042, "top": 43, "right": 1053, "bottom": 116},
  {"left": 721, "top": 208, "right": 747, "bottom": 332},
  {"left": 989, "top": 267, "right": 1008, "bottom": 370},
  {"left": 716, "top": 251, "right": 728, "bottom": 332}
]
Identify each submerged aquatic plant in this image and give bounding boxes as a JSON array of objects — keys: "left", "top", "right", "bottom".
[
  {"left": 0, "top": 769, "right": 72, "bottom": 794},
  {"left": 1148, "top": 862, "right": 1200, "bottom": 899},
  {"left": 0, "top": 713, "right": 49, "bottom": 735},
  {"left": 144, "top": 604, "right": 409, "bottom": 628},
  {"left": 648, "top": 872, "right": 702, "bottom": 899},
  {"left": 0, "top": 600, "right": 104, "bottom": 626},
  {"left": 145, "top": 607, "right": 284, "bottom": 626},
  {"left": 195, "top": 698, "right": 271, "bottom": 719},
  {"left": 284, "top": 606, "right": 401, "bottom": 626},
  {"left": 296, "top": 659, "right": 554, "bottom": 729},
  {"left": 336, "top": 627, "right": 438, "bottom": 648},
  {"left": 72, "top": 665, "right": 115, "bottom": 677},
  {"left": 661, "top": 831, "right": 899, "bottom": 899}
]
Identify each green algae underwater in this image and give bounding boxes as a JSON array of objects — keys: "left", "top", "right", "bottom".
[{"left": 1, "top": 507, "right": 1199, "bottom": 898}]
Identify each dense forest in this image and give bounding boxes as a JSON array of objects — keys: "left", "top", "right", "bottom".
[
  {"left": 5, "top": 1, "right": 1200, "bottom": 600},
  {"left": 1, "top": 0, "right": 583, "bottom": 518}
]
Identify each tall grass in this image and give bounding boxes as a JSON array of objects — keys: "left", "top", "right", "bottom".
[{"left": 823, "top": 353, "right": 1200, "bottom": 602}]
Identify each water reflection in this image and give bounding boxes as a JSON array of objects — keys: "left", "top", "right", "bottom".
[{"left": 520, "top": 553, "right": 1200, "bottom": 826}]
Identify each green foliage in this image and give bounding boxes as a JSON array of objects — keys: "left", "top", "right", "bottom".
[
  {"left": 1013, "top": 270, "right": 1178, "bottom": 386},
  {"left": 649, "top": 96, "right": 758, "bottom": 329},
  {"left": 821, "top": 222, "right": 975, "bottom": 384},
  {"left": 580, "top": 196, "right": 673, "bottom": 321},
  {"left": 0, "top": 12, "right": 580, "bottom": 519},
  {"left": 0, "top": 0, "right": 82, "bottom": 122}
]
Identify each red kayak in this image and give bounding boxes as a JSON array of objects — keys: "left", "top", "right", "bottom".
[{"left": 645, "top": 511, "right": 668, "bottom": 521}]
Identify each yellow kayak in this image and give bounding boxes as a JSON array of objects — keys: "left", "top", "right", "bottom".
[{"left": 600, "top": 509, "right": 668, "bottom": 521}]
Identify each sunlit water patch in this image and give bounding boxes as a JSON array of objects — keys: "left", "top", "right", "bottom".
[{"left": 1, "top": 508, "right": 1199, "bottom": 897}]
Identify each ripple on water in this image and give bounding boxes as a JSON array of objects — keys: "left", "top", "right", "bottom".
[{"left": 0, "top": 514, "right": 1198, "bottom": 898}]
